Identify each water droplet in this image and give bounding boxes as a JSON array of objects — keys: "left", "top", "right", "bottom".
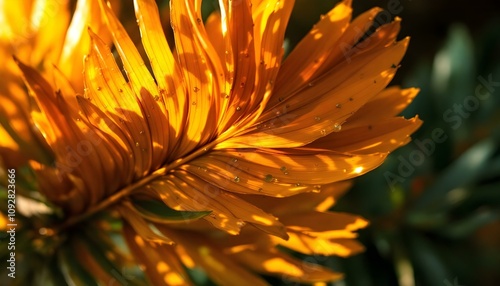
[
  {"left": 240, "top": 82, "right": 245, "bottom": 87},
  {"left": 234, "top": 176, "right": 241, "bottom": 183},
  {"left": 333, "top": 123, "right": 342, "bottom": 132},
  {"left": 154, "top": 95, "right": 160, "bottom": 101},
  {"left": 275, "top": 110, "right": 281, "bottom": 116},
  {"left": 75, "top": 118, "right": 80, "bottom": 121},
  {"left": 193, "top": 87, "right": 200, "bottom": 92},
  {"left": 96, "top": 86, "right": 102, "bottom": 91},
  {"left": 314, "top": 116, "right": 321, "bottom": 122},
  {"left": 258, "top": 188, "right": 263, "bottom": 192},
  {"left": 308, "top": 82, "right": 314, "bottom": 87},
  {"left": 264, "top": 174, "right": 274, "bottom": 183},
  {"left": 295, "top": 183, "right": 302, "bottom": 187},
  {"left": 391, "top": 63, "right": 397, "bottom": 68},
  {"left": 260, "top": 60, "right": 265, "bottom": 65},
  {"left": 141, "top": 148, "right": 147, "bottom": 152},
  {"left": 236, "top": 106, "right": 241, "bottom": 111},
  {"left": 118, "top": 88, "right": 123, "bottom": 92},
  {"left": 139, "top": 130, "right": 144, "bottom": 135},
  {"left": 196, "top": 18, "right": 201, "bottom": 24},
  {"left": 280, "top": 166, "right": 287, "bottom": 173},
  {"left": 236, "top": 221, "right": 246, "bottom": 227},
  {"left": 343, "top": 168, "right": 347, "bottom": 173},
  {"left": 192, "top": 101, "right": 197, "bottom": 105},
  {"left": 320, "top": 129, "right": 327, "bottom": 136},
  {"left": 336, "top": 103, "right": 342, "bottom": 109},
  {"left": 223, "top": 93, "right": 229, "bottom": 99},
  {"left": 313, "top": 185, "right": 321, "bottom": 192},
  {"left": 232, "top": 158, "right": 238, "bottom": 163},
  {"left": 135, "top": 142, "right": 140, "bottom": 147}
]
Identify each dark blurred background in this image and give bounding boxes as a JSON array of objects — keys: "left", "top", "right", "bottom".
[{"left": 281, "top": 1, "right": 500, "bottom": 286}]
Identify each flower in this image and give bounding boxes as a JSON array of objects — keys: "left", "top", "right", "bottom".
[{"left": 0, "top": 0, "right": 421, "bottom": 285}]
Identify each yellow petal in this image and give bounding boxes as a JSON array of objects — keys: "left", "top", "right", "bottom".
[
  {"left": 134, "top": 0, "right": 185, "bottom": 158},
  {"left": 99, "top": 2, "right": 170, "bottom": 169},
  {"left": 170, "top": 0, "right": 222, "bottom": 155}
]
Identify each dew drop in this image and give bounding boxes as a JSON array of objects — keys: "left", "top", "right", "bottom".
[
  {"left": 295, "top": 183, "right": 302, "bottom": 187},
  {"left": 336, "top": 103, "right": 342, "bottom": 109},
  {"left": 260, "top": 60, "right": 265, "bottom": 65},
  {"left": 314, "top": 116, "right": 321, "bottom": 122},
  {"left": 236, "top": 221, "right": 246, "bottom": 227},
  {"left": 258, "top": 188, "right": 263, "bottom": 192},
  {"left": 320, "top": 129, "right": 327, "bottom": 136},
  {"left": 232, "top": 158, "right": 238, "bottom": 163},
  {"left": 141, "top": 148, "right": 147, "bottom": 152},
  {"left": 196, "top": 18, "right": 202, "bottom": 24},
  {"left": 193, "top": 86, "right": 200, "bottom": 92},
  {"left": 313, "top": 185, "right": 321, "bottom": 192},
  {"left": 280, "top": 166, "right": 287, "bottom": 172},
  {"left": 96, "top": 86, "right": 102, "bottom": 91},
  {"left": 135, "top": 142, "right": 140, "bottom": 147},
  {"left": 333, "top": 123, "right": 342, "bottom": 132},
  {"left": 139, "top": 130, "right": 144, "bottom": 135},
  {"left": 264, "top": 174, "right": 274, "bottom": 183},
  {"left": 275, "top": 110, "right": 281, "bottom": 116},
  {"left": 236, "top": 106, "right": 241, "bottom": 111},
  {"left": 308, "top": 82, "right": 314, "bottom": 87},
  {"left": 192, "top": 101, "right": 197, "bottom": 105},
  {"left": 343, "top": 168, "right": 347, "bottom": 173},
  {"left": 118, "top": 88, "right": 123, "bottom": 92},
  {"left": 234, "top": 176, "right": 241, "bottom": 183},
  {"left": 154, "top": 95, "right": 160, "bottom": 101}
]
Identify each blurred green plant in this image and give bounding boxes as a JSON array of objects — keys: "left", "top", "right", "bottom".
[{"left": 330, "top": 21, "right": 500, "bottom": 286}]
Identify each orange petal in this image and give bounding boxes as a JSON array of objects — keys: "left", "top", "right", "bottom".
[
  {"left": 123, "top": 224, "right": 192, "bottom": 286},
  {"left": 158, "top": 229, "right": 270, "bottom": 286},
  {"left": 310, "top": 116, "right": 423, "bottom": 154},
  {"left": 273, "top": 0, "right": 352, "bottom": 100},
  {"left": 117, "top": 201, "right": 174, "bottom": 245},
  {"left": 187, "top": 150, "right": 385, "bottom": 196},
  {"left": 134, "top": 0, "right": 186, "bottom": 158},
  {"left": 232, "top": 248, "right": 343, "bottom": 283},
  {"left": 99, "top": 2, "right": 170, "bottom": 169},
  {"left": 346, "top": 86, "right": 419, "bottom": 126},
  {"left": 241, "top": 181, "right": 352, "bottom": 216},
  {"left": 169, "top": 0, "right": 222, "bottom": 155}
]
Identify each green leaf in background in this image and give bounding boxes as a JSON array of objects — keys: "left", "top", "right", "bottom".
[{"left": 132, "top": 199, "right": 212, "bottom": 223}]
